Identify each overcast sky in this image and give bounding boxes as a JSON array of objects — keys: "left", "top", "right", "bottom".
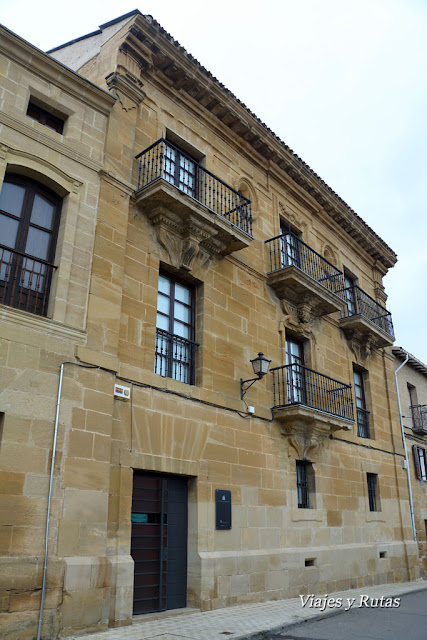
[{"left": 2, "top": 0, "right": 426, "bottom": 363}]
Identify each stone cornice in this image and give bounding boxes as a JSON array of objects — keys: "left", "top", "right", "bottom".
[
  {"left": 0, "top": 25, "right": 116, "bottom": 115},
  {"left": 126, "top": 14, "right": 397, "bottom": 270}
]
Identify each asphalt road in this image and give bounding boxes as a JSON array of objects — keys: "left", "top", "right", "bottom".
[{"left": 274, "top": 590, "right": 427, "bottom": 640}]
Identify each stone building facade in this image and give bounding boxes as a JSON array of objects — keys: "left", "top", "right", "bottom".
[
  {"left": 0, "top": 10, "right": 420, "bottom": 640},
  {"left": 393, "top": 347, "right": 427, "bottom": 577}
]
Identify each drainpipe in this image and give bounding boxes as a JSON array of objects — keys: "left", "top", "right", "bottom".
[
  {"left": 37, "top": 362, "right": 65, "bottom": 640},
  {"left": 394, "top": 352, "right": 417, "bottom": 542}
]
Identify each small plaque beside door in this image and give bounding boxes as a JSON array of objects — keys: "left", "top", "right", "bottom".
[{"left": 215, "top": 489, "right": 231, "bottom": 530}]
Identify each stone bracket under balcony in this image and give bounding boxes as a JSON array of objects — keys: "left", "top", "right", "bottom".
[
  {"left": 273, "top": 404, "right": 353, "bottom": 458},
  {"left": 267, "top": 266, "right": 345, "bottom": 318},
  {"left": 339, "top": 315, "right": 393, "bottom": 355},
  {"left": 135, "top": 180, "right": 252, "bottom": 272}
]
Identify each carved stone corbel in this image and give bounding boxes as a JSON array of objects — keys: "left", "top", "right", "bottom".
[
  {"left": 288, "top": 432, "right": 322, "bottom": 460},
  {"left": 345, "top": 329, "right": 378, "bottom": 364}
]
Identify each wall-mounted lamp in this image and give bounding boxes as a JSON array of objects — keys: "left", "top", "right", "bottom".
[{"left": 240, "top": 352, "right": 271, "bottom": 400}]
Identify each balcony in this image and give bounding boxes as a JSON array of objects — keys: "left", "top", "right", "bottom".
[
  {"left": 411, "top": 405, "right": 427, "bottom": 435},
  {"left": 0, "top": 245, "right": 55, "bottom": 317},
  {"left": 271, "top": 364, "right": 354, "bottom": 450},
  {"left": 135, "top": 139, "right": 252, "bottom": 268},
  {"left": 338, "top": 285, "right": 395, "bottom": 348},
  {"left": 264, "top": 232, "right": 345, "bottom": 317}
]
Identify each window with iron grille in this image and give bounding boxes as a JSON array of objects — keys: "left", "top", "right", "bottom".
[
  {"left": 353, "top": 367, "right": 370, "bottom": 438},
  {"left": 296, "top": 460, "right": 315, "bottom": 509},
  {"left": 0, "top": 175, "right": 61, "bottom": 317},
  {"left": 26, "top": 101, "right": 65, "bottom": 134},
  {"left": 155, "top": 272, "right": 198, "bottom": 385},
  {"left": 413, "top": 445, "right": 427, "bottom": 482},
  {"left": 367, "top": 473, "right": 379, "bottom": 511}
]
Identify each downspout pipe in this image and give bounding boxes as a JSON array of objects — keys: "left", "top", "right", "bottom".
[
  {"left": 37, "top": 362, "right": 65, "bottom": 640},
  {"left": 394, "top": 352, "right": 417, "bottom": 542}
]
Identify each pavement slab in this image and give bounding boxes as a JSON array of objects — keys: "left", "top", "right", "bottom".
[{"left": 63, "top": 580, "right": 427, "bottom": 640}]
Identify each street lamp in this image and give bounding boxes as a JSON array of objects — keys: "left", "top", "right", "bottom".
[{"left": 240, "top": 352, "right": 271, "bottom": 400}]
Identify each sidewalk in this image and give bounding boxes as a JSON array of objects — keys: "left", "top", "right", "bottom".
[{"left": 64, "top": 580, "right": 427, "bottom": 640}]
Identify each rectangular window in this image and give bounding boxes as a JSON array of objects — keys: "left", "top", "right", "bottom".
[
  {"left": 367, "top": 473, "right": 379, "bottom": 511},
  {"left": 413, "top": 445, "right": 427, "bottom": 481},
  {"left": 353, "top": 367, "right": 370, "bottom": 438},
  {"left": 296, "top": 460, "right": 315, "bottom": 509},
  {"left": 280, "top": 221, "right": 301, "bottom": 269},
  {"left": 26, "top": 101, "right": 65, "bottom": 134},
  {"left": 155, "top": 272, "right": 197, "bottom": 385}
]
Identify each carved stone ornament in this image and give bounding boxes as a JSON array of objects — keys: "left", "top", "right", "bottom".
[
  {"left": 280, "top": 299, "right": 315, "bottom": 338},
  {"left": 105, "top": 58, "right": 146, "bottom": 111},
  {"left": 274, "top": 405, "right": 353, "bottom": 459},
  {"left": 345, "top": 329, "right": 378, "bottom": 364},
  {"left": 148, "top": 208, "right": 217, "bottom": 278}
]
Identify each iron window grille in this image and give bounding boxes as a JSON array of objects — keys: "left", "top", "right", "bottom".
[
  {"left": 367, "top": 473, "right": 379, "bottom": 511},
  {"left": 155, "top": 273, "right": 198, "bottom": 385},
  {"left": 296, "top": 460, "right": 314, "bottom": 509},
  {"left": 0, "top": 175, "right": 60, "bottom": 317},
  {"left": 135, "top": 138, "right": 252, "bottom": 236}
]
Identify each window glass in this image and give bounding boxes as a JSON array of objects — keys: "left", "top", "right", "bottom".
[
  {"left": 173, "top": 320, "right": 190, "bottom": 339},
  {"left": 31, "top": 194, "right": 55, "bottom": 229},
  {"left": 174, "top": 301, "right": 190, "bottom": 323},
  {"left": 0, "top": 215, "right": 19, "bottom": 248},
  {"left": 0, "top": 182, "right": 25, "bottom": 217},
  {"left": 25, "top": 227, "right": 50, "bottom": 260},
  {"left": 158, "top": 274, "right": 171, "bottom": 296},
  {"left": 156, "top": 312, "right": 169, "bottom": 331},
  {"left": 157, "top": 292, "right": 170, "bottom": 315},
  {"left": 175, "top": 283, "right": 190, "bottom": 304}
]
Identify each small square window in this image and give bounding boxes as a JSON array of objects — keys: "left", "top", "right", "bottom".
[{"left": 26, "top": 101, "right": 65, "bottom": 134}]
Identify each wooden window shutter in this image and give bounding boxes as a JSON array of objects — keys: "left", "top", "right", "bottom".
[{"left": 413, "top": 445, "right": 422, "bottom": 480}]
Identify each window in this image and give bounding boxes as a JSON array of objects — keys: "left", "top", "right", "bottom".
[
  {"left": 280, "top": 221, "right": 301, "bottom": 268},
  {"left": 0, "top": 175, "right": 61, "bottom": 316},
  {"left": 155, "top": 273, "right": 197, "bottom": 385},
  {"left": 353, "top": 367, "right": 370, "bottom": 438},
  {"left": 163, "top": 141, "right": 197, "bottom": 198},
  {"left": 296, "top": 460, "right": 315, "bottom": 509},
  {"left": 344, "top": 272, "right": 357, "bottom": 316},
  {"left": 286, "top": 337, "right": 306, "bottom": 404},
  {"left": 413, "top": 445, "right": 427, "bottom": 482},
  {"left": 26, "top": 101, "right": 65, "bottom": 134},
  {"left": 367, "top": 473, "right": 379, "bottom": 511}
]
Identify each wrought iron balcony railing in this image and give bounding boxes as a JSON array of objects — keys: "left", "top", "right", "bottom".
[
  {"left": 136, "top": 138, "right": 252, "bottom": 236},
  {"left": 271, "top": 363, "right": 354, "bottom": 421},
  {"left": 411, "top": 405, "right": 427, "bottom": 434},
  {"left": 0, "top": 245, "right": 56, "bottom": 317},
  {"left": 154, "top": 328, "right": 199, "bottom": 386},
  {"left": 338, "top": 285, "right": 395, "bottom": 339},
  {"left": 356, "top": 407, "right": 370, "bottom": 438},
  {"left": 265, "top": 231, "right": 344, "bottom": 294}
]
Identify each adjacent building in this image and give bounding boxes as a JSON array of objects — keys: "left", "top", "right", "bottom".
[
  {"left": 393, "top": 347, "right": 427, "bottom": 577},
  {"left": 0, "top": 10, "right": 420, "bottom": 639}
]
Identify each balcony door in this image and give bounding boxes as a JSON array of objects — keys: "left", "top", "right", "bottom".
[
  {"left": 163, "top": 142, "right": 197, "bottom": 199},
  {"left": 280, "top": 222, "right": 300, "bottom": 269},
  {"left": 0, "top": 175, "right": 61, "bottom": 316},
  {"left": 286, "top": 337, "right": 306, "bottom": 404},
  {"left": 344, "top": 274, "right": 357, "bottom": 316}
]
